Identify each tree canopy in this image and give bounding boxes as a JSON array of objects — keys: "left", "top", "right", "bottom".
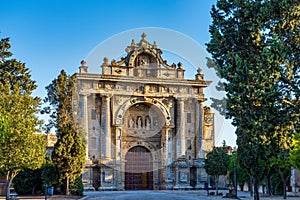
[
  {"left": 290, "top": 132, "right": 300, "bottom": 170},
  {"left": 0, "top": 37, "right": 46, "bottom": 199},
  {"left": 207, "top": 1, "right": 300, "bottom": 199},
  {"left": 204, "top": 146, "right": 230, "bottom": 194},
  {"left": 228, "top": 150, "right": 250, "bottom": 192}
]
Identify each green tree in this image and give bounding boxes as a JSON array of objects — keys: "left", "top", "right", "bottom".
[
  {"left": 290, "top": 132, "right": 300, "bottom": 170},
  {"left": 0, "top": 37, "right": 46, "bottom": 199},
  {"left": 228, "top": 150, "right": 250, "bottom": 192},
  {"left": 0, "top": 113, "right": 10, "bottom": 143},
  {"left": 204, "top": 146, "right": 230, "bottom": 194},
  {"left": 13, "top": 168, "right": 43, "bottom": 195},
  {"left": 206, "top": 1, "right": 300, "bottom": 199},
  {"left": 41, "top": 157, "right": 59, "bottom": 190},
  {"left": 45, "top": 70, "right": 86, "bottom": 195},
  {"left": 69, "top": 175, "right": 84, "bottom": 196}
]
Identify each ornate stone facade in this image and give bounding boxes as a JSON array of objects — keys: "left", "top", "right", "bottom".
[{"left": 75, "top": 33, "right": 215, "bottom": 191}]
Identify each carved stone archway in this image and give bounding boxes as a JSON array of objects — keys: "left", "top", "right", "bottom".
[
  {"left": 124, "top": 146, "right": 153, "bottom": 190},
  {"left": 114, "top": 97, "right": 171, "bottom": 126}
]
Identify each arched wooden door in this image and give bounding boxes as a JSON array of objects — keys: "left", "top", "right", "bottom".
[{"left": 125, "top": 146, "right": 153, "bottom": 190}]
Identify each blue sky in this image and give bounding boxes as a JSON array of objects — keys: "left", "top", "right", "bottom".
[{"left": 0, "top": 0, "right": 237, "bottom": 147}]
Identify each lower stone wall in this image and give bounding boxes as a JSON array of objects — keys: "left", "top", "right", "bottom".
[{"left": 82, "top": 163, "right": 210, "bottom": 191}]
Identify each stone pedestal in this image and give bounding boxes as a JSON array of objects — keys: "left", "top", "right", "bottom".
[{"left": 82, "top": 166, "right": 95, "bottom": 191}]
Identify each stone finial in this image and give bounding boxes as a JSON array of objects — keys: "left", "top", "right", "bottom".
[
  {"left": 141, "top": 32, "right": 147, "bottom": 40},
  {"left": 131, "top": 39, "right": 136, "bottom": 47},
  {"left": 111, "top": 59, "right": 117, "bottom": 66},
  {"left": 140, "top": 32, "right": 148, "bottom": 48},
  {"left": 101, "top": 57, "right": 110, "bottom": 75},
  {"left": 195, "top": 67, "right": 204, "bottom": 80},
  {"left": 103, "top": 57, "right": 109, "bottom": 64},
  {"left": 153, "top": 41, "right": 157, "bottom": 49},
  {"left": 81, "top": 60, "right": 87, "bottom": 66},
  {"left": 79, "top": 60, "right": 88, "bottom": 73},
  {"left": 177, "top": 62, "right": 183, "bottom": 69},
  {"left": 197, "top": 67, "right": 202, "bottom": 74}
]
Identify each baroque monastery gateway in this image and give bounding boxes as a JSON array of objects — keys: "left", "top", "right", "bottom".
[{"left": 75, "top": 33, "right": 215, "bottom": 190}]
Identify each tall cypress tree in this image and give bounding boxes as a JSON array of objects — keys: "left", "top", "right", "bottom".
[
  {"left": 45, "top": 70, "right": 85, "bottom": 195},
  {"left": 206, "top": 1, "right": 300, "bottom": 199}
]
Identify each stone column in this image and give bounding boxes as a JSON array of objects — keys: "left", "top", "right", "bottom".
[
  {"left": 196, "top": 100, "right": 204, "bottom": 159},
  {"left": 81, "top": 93, "right": 90, "bottom": 158},
  {"left": 166, "top": 128, "right": 174, "bottom": 189},
  {"left": 115, "top": 126, "right": 123, "bottom": 190},
  {"left": 102, "top": 95, "right": 112, "bottom": 159},
  {"left": 161, "top": 127, "right": 170, "bottom": 189},
  {"left": 165, "top": 128, "right": 171, "bottom": 165},
  {"left": 174, "top": 165, "right": 179, "bottom": 188},
  {"left": 176, "top": 97, "right": 185, "bottom": 158}
]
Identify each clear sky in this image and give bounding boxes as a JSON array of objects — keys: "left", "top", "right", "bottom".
[{"left": 0, "top": 0, "right": 237, "bottom": 147}]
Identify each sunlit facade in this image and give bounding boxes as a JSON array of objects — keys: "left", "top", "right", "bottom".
[{"left": 74, "top": 34, "right": 215, "bottom": 190}]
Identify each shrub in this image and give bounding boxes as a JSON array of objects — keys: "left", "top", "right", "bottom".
[
  {"left": 70, "top": 176, "right": 84, "bottom": 196},
  {"left": 13, "top": 169, "right": 42, "bottom": 195}
]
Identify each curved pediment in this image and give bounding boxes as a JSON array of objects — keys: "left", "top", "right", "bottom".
[{"left": 101, "top": 33, "right": 185, "bottom": 79}]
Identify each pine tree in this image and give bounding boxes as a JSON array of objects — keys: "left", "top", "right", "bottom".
[
  {"left": 45, "top": 70, "right": 86, "bottom": 195},
  {"left": 0, "top": 37, "right": 45, "bottom": 199}
]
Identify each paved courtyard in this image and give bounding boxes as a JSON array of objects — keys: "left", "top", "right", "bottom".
[
  {"left": 82, "top": 190, "right": 299, "bottom": 200},
  {"left": 1, "top": 190, "right": 298, "bottom": 200}
]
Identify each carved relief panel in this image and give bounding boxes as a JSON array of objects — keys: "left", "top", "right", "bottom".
[{"left": 123, "top": 103, "right": 165, "bottom": 138}]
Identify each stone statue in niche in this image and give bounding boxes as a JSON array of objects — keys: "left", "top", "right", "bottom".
[
  {"left": 136, "top": 116, "right": 143, "bottom": 129},
  {"left": 145, "top": 116, "right": 151, "bottom": 130},
  {"left": 128, "top": 116, "right": 135, "bottom": 129}
]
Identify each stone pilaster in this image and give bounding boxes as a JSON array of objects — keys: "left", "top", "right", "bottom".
[
  {"left": 176, "top": 97, "right": 185, "bottom": 158},
  {"left": 161, "top": 127, "right": 172, "bottom": 189},
  {"left": 115, "top": 126, "right": 123, "bottom": 190},
  {"left": 203, "top": 106, "right": 215, "bottom": 154},
  {"left": 81, "top": 93, "right": 90, "bottom": 158},
  {"left": 174, "top": 165, "right": 179, "bottom": 188},
  {"left": 196, "top": 100, "right": 204, "bottom": 159},
  {"left": 101, "top": 95, "right": 112, "bottom": 159}
]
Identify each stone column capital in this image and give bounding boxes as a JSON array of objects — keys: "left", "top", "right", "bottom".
[
  {"left": 176, "top": 97, "right": 186, "bottom": 101},
  {"left": 101, "top": 94, "right": 113, "bottom": 99},
  {"left": 79, "top": 92, "right": 91, "bottom": 97}
]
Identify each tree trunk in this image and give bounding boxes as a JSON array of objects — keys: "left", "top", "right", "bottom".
[
  {"left": 65, "top": 176, "right": 70, "bottom": 195},
  {"left": 216, "top": 175, "right": 219, "bottom": 195},
  {"left": 253, "top": 178, "right": 260, "bottom": 200},
  {"left": 278, "top": 168, "right": 290, "bottom": 200},
  {"left": 249, "top": 177, "right": 253, "bottom": 196},
  {"left": 283, "top": 182, "right": 287, "bottom": 199},
  {"left": 5, "top": 176, "right": 13, "bottom": 200},
  {"left": 239, "top": 183, "right": 244, "bottom": 191},
  {"left": 5, "top": 171, "right": 18, "bottom": 200},
  {"left": 282, "top": 174, "right": 290, "bottom": 200},
  {"left": 266, "top": 175, "right": 272, "bottom": 196}
]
